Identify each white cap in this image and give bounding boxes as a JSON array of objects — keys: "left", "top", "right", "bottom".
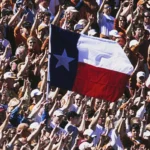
[
  {"left": 88, "top": 29, "right": 97, "bottom": 36},
  {"left": 4, "top": 72, "right": 16, "bottom": 79},
  {"left": 144, "top": 130, "right": 150, "bottom": 137},
  {"left": 53, "top": 110, "right": 64, "bottom": 117},
  {"left": 129, "top": 40, "right": 139, "bottom": 48},
  {"left": 65, "top": 6, "right": 78, "bottom": 13},
  {"left": 31, "top": 89, "right": 42, "bottom": 98},
  {"left": 79, "top": 142, "right": 94, "bottom": 150},
  {"left": 78, "top": 19, "right": 88, "bottom": 25},
  {"left": 74, "top": 24, "right": 83, "bottom": 31},
  {"left": 83, "top": 129, "right": 96, "bottom": 138},
  {"left": 29, "top": 122, "right": 39, "bottom": 130},
  {"left": 109, "top": 30, "right": 121, "bottom": 37},
  {"left": 136, "top": 71, "right": 145, "bottom": 78}
]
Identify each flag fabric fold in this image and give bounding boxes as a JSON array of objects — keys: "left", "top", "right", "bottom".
[{"left": 49, "top": 25, "right": 133, "bottom": 102}]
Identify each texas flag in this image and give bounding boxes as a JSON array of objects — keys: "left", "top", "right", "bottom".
[{"left": 49, "top": 25, "right": 133, "bottom": 102}]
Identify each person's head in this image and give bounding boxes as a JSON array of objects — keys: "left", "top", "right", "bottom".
[
  {"left": 109, "top": 30, "right": 121, "bottom": 41},
  {"left": 21, "top": 21, "right": 32, "bottom": 37},
  {"left": 13, "top": 140, "right": 22, "bottom": 150},
  {"left": 103, "top": 3, "right": 111, "bottom": 15},
  {"left": 136, "top": 71, "right": 145, "bottom": 84},
  {"left": 144, "top": 11, "right": 150, "bottom": 24},
  {"left": 98, "top": 113, "right": 106, "bottom": 127},
  {"left": 74, "top": 19, "right": 88, "bottom": 33},
  {"left": 52, "top": 110, "right": 64, "bottom": 124},
  {"left": 15, "top": 45, "right": 27, "bottom": 61},
  {"left": 83, "top": 129, "right": 96, "bottom": 142},
  {"left": 43, "top": 12, "right": 51, "bottom": 25},
  {"left": 30, "top": 89, "right": 42, "bottom": 103},
  {"left": 133, "top": 24, "right": 145, "bottom": 38},
  {"left": 65, "top": 6, "right": 78, "bottom": 21},
  {"left": 1, "top": 0, "right": 11, "bottom": 9},
  {"left": 17, "top": 123, "right": 31, "bottom": 137},
  {"left": 37, "top": 25, "right": 49, "bottom": 41},
  {"left": 27, "top": 36, "right": 37, "bottom": 50},
  {"left": 3, "top": 72, "right": 16, "bottom": 89},
  {"left": 129, "top": 105, "right": 138, "bottom": 117},
  {"left": 118, "top": 16, "right": 127, "bottom": 28},
  {"left": 94, "top": 98, "right": 101, "bottom": 110},
  {"left": 75, "top": 94, "right": 82, "bottom": 107},
  {"left": 67, "top": 111, "right": 80, "bottom": 125},
  {"left": 131, "top": 124, "right": 140, "bottom": 139}
]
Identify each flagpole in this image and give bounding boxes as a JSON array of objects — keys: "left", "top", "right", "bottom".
[{"left": 46, "top": 24, "right": 52, "bottom": 101}]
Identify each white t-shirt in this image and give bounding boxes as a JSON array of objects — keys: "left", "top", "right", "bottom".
[
  {"left": 97, "top": 13, "right": 114, "bottom": 36},
  {"left": 108, "top": 129, "right": 124, "bottom": 150},
  {"left": 93, "top": 124, "right": 104, "bottom": 146}
]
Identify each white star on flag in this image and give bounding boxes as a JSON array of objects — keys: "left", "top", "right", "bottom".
[{"left": 54, "top": 49, "right": 75, "bottom": 71}]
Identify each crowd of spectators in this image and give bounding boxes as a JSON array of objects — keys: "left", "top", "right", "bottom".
[{"left": 1, "top": 0, "right": 150, "bottom": 149}]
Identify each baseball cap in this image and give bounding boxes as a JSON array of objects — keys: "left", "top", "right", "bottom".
[
  {"left": 83, "top": 129, "right": 96, "bottom": 138},
  {"left": 4, "top": 72, "right": 16, "bottom": 79},
  {"left": 38, "top": 23, "right": 48, "bottom": 32},
  {"left": 29, "top": 122, "right": 39, "bottom": 130},
  {"left": 136, "top": 71, "right": 145, "bottom": 78},
  {"left": 74, "top": 19, "right": 88, "bottom": 31},
  {"left": 88, "top": 29, "right": 97, "bottom": 36},
  {"left": 30, "top": 89, "right": 42, "bottom": 98},
  {"left": 79, "top": 142, "right": 94, "bottom": 150},
  {"left": 109, "top": 30, "right": 121, "bottom": 37},
  {"left": 67, "top": 111, "right": 80, "bottom": 120},
  {"left": 65, "top": 6, "right": 78, "bottom": 13},
  {"left": 53, "top": 110, "right": 64, "bottom": 117},
  {"left": 129, "top": 39, "right": 139, "bottom": 48}
]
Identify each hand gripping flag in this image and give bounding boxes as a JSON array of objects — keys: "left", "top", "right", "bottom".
[{"left": 48, "top": 25, "right": 133, "bottom": 102}]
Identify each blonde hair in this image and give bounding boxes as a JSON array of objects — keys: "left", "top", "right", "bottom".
[{"left": 27, "top": 36, "right": 37, "bottom": 43}]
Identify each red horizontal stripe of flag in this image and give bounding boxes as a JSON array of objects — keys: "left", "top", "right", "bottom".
[{"left": 72, "top": 62, "right": 130, "bottom": 102}]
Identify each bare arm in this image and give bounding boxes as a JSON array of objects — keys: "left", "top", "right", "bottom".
[
  {"left": 98, "top": 0, "right": 107, "bottom": 13},
  {"left": 80, "top": 15, "right": 94, "bottom": 34},
  {"left": 8, "top": 6, "right": 23, "bottom": 26},
  {"left": 0, "top": 113, "right": 10, "bottom": 132},
  {"left": 89, "top": 102, "right": 104, "bottom": 130},
  {"left": 27, "top": 122, "right": 44, "bottom": 142},
  {"left": 52, "top": 5, "right": 64, "bottom": 26}
]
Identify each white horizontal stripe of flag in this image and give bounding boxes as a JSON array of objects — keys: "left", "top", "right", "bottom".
[{"left": 77, "top": 34, "right": 133, "bottom": 75}]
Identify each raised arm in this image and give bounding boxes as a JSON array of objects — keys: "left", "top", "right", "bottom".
[
  {"left": 51, "top": 5, "right": 64, "bottom": 26},
  {"left": 8, "top": 6, "right": 24, "bottom": 26},
  {"left": 98, "top": 0, "right": 107, "bottom": 13},
  {"left": 89, "top": 101, "right": 105, "bottom": 130},
  {"left": 80, "top": 15, "right": 94, "bottom": 34}
]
